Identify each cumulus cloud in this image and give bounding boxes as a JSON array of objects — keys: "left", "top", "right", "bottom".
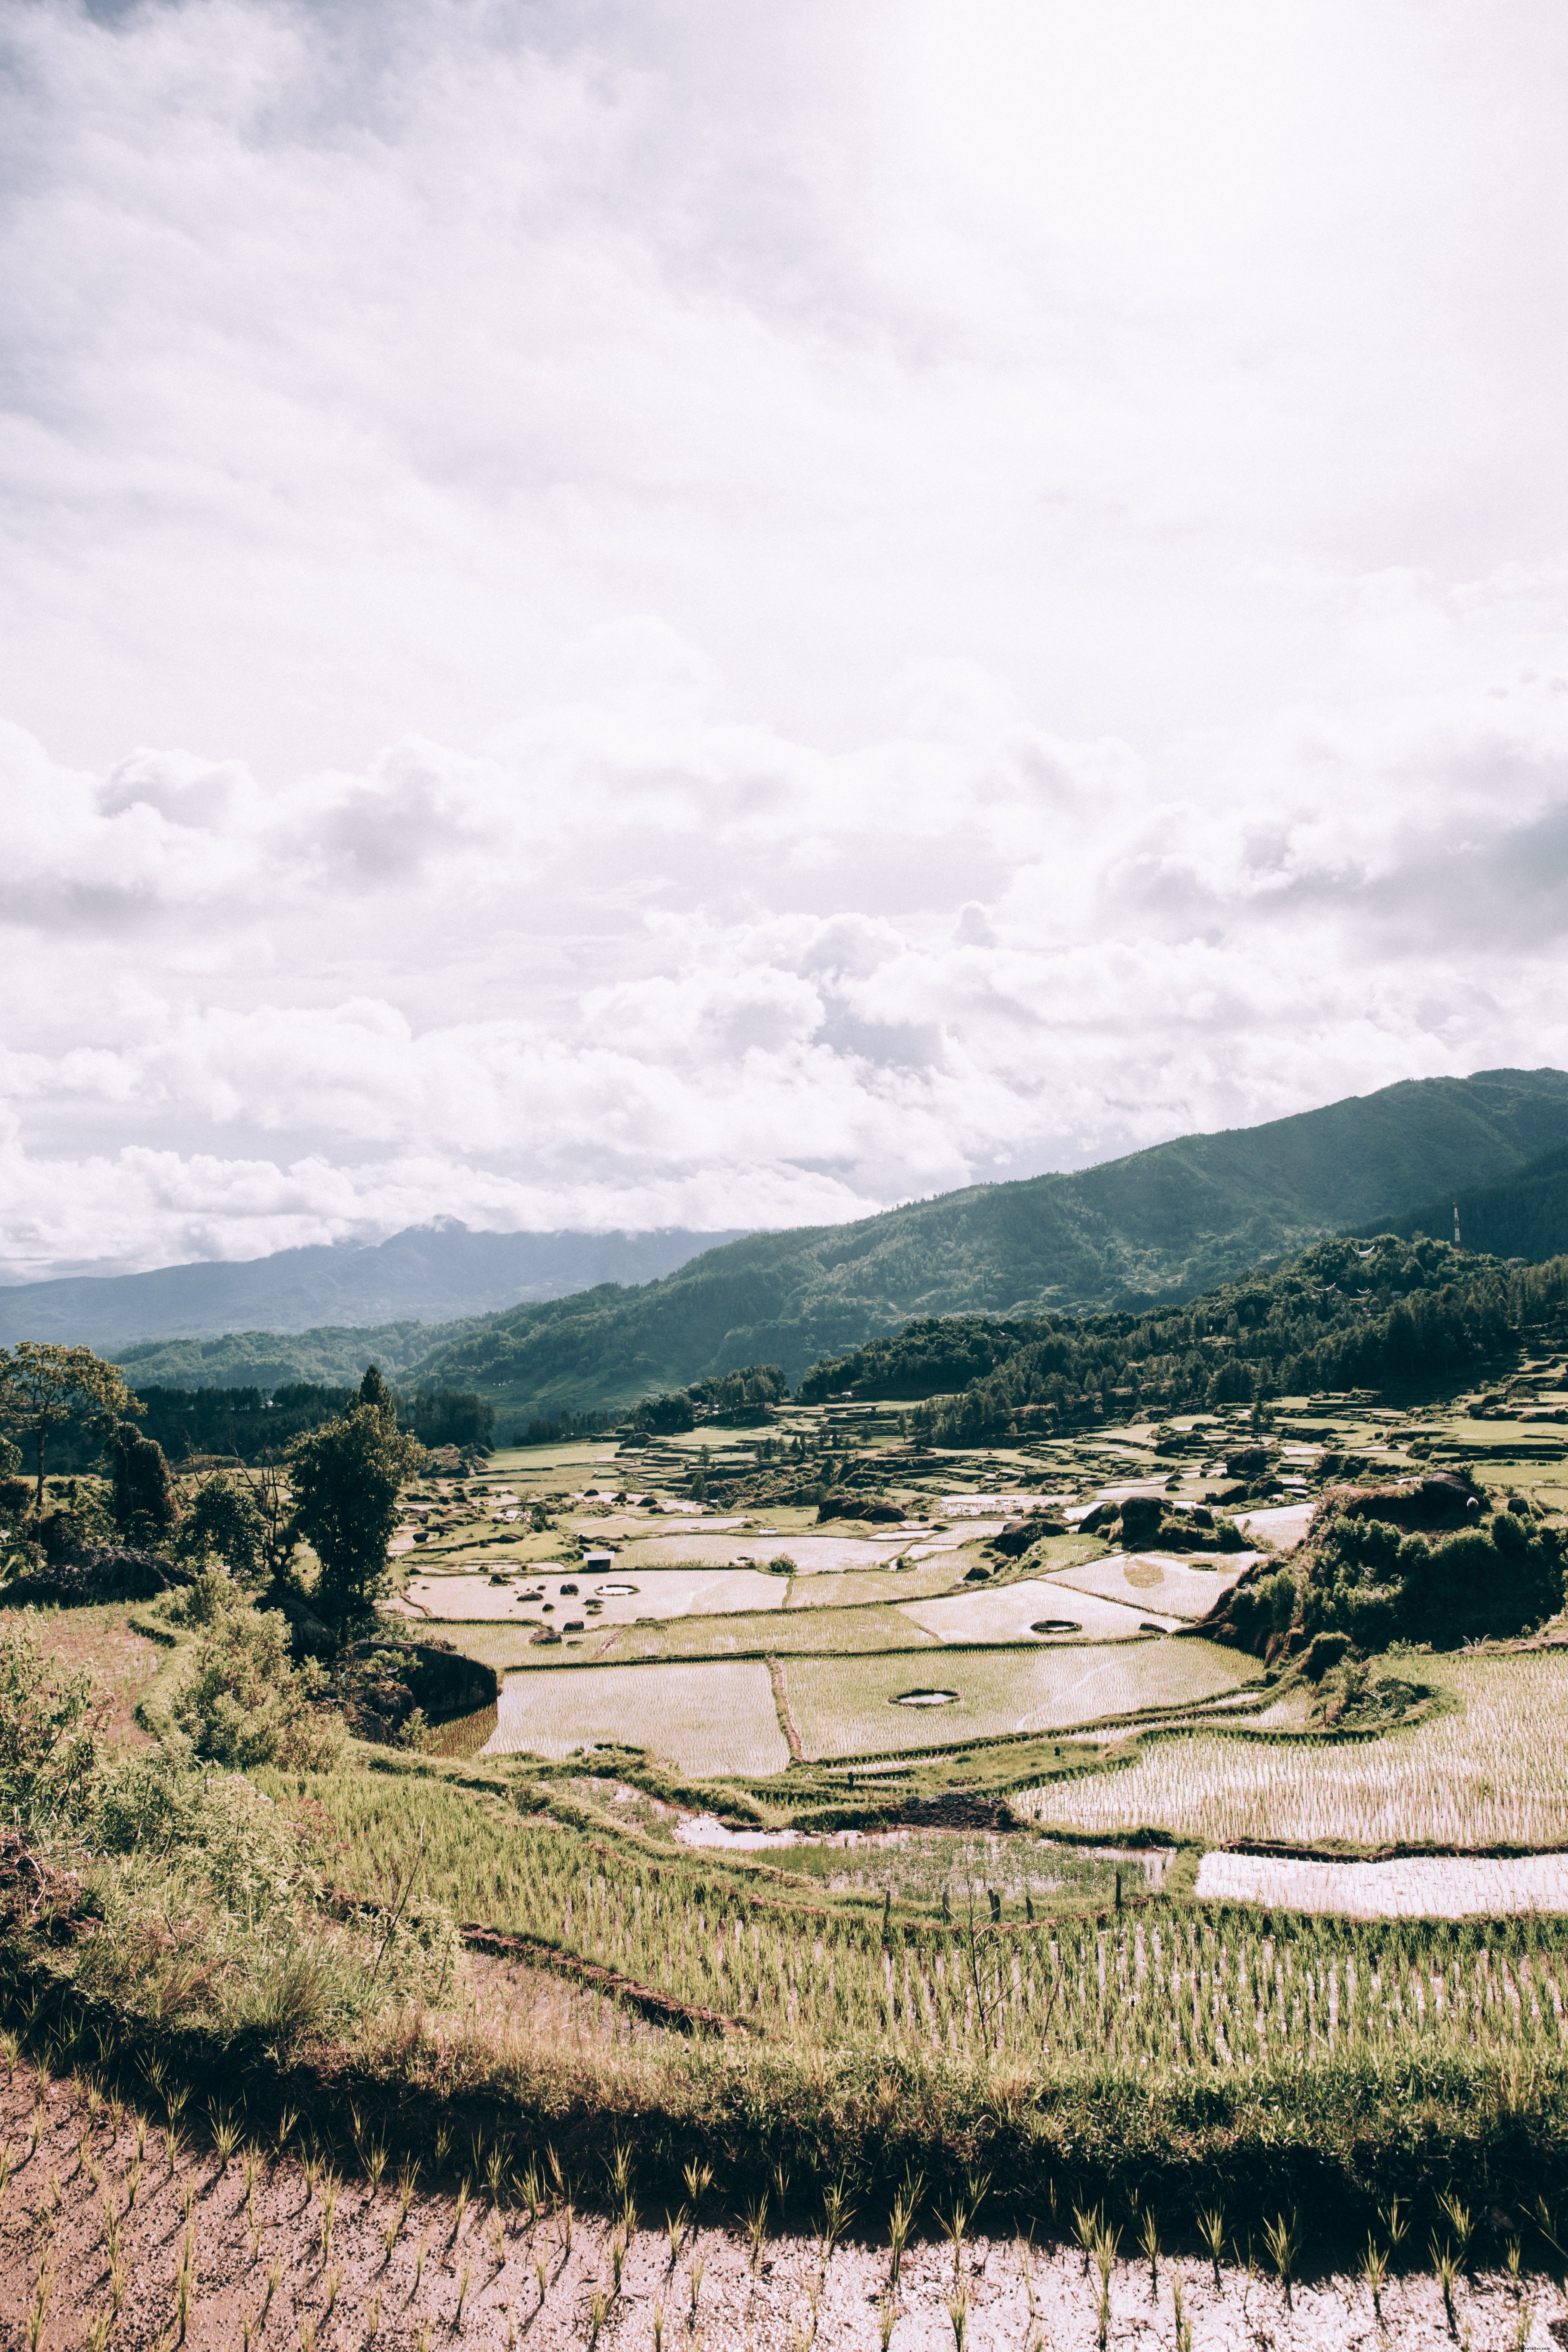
[{"left": 2, "top": 2, "right": 1568, "bottom": 1276}]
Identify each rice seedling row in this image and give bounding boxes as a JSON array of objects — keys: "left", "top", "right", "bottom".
[
  {"left": 282, "top": 1769, "right": 1568, "bottom": 2074},
  {"left": 1016, "top": 1652, "right": 1568, "bottom": 1848}
]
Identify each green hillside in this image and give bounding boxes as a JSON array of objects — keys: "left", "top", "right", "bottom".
[
  {"left": 1371, "top": 1140, "right": 1568, "bottom": 1264},
  {"left": 404, "top": 1066, "right": 1568, "bottom": 1421},
  {"left": 112, "top": 1317, "right": 481, "bottom": 1390},
  {"left": 798, "top": 1232, "right": 1568, "bottom": 1441}
]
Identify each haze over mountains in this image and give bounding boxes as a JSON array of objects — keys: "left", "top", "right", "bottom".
[
  {"left": 47, "top": 1066, "right": 1568, "bottom": 1418},
  {"left": 0, "top": 1226, "right": 741, "bottom": 1353}
]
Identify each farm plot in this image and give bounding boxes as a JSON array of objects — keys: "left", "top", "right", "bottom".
[
  {"left": 388, "top": 1565, "right": 788, "bottom": 1625},
  {"left": 899, "top": 1578, "right": 1181, "bottom": 1644},
  {"left": 1016, "top": 1652, "right": 1568, "bottom": 1849},
  {"left": 782, "top": 1640, "right": 1258, "bottom": 1760},
  {"left": 1043, "top": 1551, "right": 1252, "bottom": 1623},
  {"left": 613, "top": 1532, "right": 921, "bottom": 1574},
  {"left": 586, "top": 1601, "right": 941, "bottom": 1665},
  {"left": 1231, "top": 1502, "right": 1314, "bottom": 1550},
  {"left": 1194, "top": 1848, "right": 1568, "bottom": 1919},
  {"left": 485, "top": 1657, "right": 790, "bottom": 1776},
  {"left": 937, "top": 1492, "right": 1072, "bottom": 1515},
  {"left": 784, "top": 1555, "right": 973, "bottom": 1609},
  {"left": 288, "top": 1767, "right": 1568, "bottom": 2075}
]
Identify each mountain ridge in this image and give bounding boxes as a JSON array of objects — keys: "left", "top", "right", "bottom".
[
  {"left": 401, "top": 1065, "right": 1568, "bottom": 1422},
  {"left": 0, "top": 1223, "right": 744, "bottom": 1352},
  {"left": 38, "top": 1065, "right": 1568, "bottom": 1409}
]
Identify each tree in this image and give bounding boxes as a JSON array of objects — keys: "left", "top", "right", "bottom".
[
  {"left": 178, "top": 1470, "right": 266, "bottom": 1583},
  {"left": 0, "top": 1343, "right": 138, "bottom": 1513},
  {"left": 287, "top": 1365, "right": 422, "bottom": 1638},
  {"left": 108, "top": 1420, "right": 180, "bottom": 1547}
]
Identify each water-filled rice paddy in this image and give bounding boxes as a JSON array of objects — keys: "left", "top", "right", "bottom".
[
  {"left": 390, "top": 1565, "right": 789, "bottom": 1624},
  {"left": 781, "top": 1640, "right": 1258, "bottom": 1760},
  {"left": 612, "top": 1532, "right": 932, "bottom": 1574},
  {"left": 1042, "top": 1550, "right": 1253, "bottom": 1623},
  {"left": 898, "top": 1577, "right": 1180, "bottom": 1644},
  {"left": 485, "top": 1658, "right": 789, "bottom": 1776},
  {"left": 1194, "top": 1848, "right": 1568, "bottom": 1918}
]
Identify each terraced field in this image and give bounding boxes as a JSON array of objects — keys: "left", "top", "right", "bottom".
[
  {"left": 1016, "top": 1651, "right": 1568, "bottom": 1847},
  {"left": 1041, "top": 1549, "right": 1252, "bottom": 1622},
  {"left": 899, "top": 1577, "right": 1182, "bottom": 1643},
  {"left": 780, "top": 1638, "right": 1259, "bottom": 1759},
  {"left": 487, "top": 1655, "right": 791, "bottom": 1776}
]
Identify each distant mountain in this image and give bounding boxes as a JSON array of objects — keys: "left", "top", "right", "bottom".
[
  {"left": 0, "top": 1224, "right": 744, "bottom": 1354},
  {"left": 113, "top": 1320, "right": 476, "bottom": 1392},
  {"left": 401, "top": 1066, "right": 1568, "bottom": 1422},
  {"left": 1370, "top": 1141, "right": 1568, "bottom": 1264}
]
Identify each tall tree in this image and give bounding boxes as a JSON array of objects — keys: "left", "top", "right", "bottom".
[
  {"left": 178, "top": 1469, "right": 266, "bottom": 1580},
  {"left": 109, "top": 1421, "right": 181, "bottom": 1547},
  {"left": 0, "top": 1343, "right": 138, "bottom": 1513},
  {"left": 287, "top": 1365, "right": 422, "bottom": 1637}
]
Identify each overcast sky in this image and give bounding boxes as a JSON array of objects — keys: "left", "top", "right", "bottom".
[{"left": 2, "top": 0, "right": 1567, "bottom": 1277}]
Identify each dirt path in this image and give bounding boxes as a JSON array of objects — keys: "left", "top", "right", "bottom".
[{"left": 3, "top": 2073, "right": 1565, "bottom": 2348}]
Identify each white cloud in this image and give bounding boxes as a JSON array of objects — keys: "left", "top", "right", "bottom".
[{"left": 2, "top": 1, "right": 1568, "bottom": 1278}]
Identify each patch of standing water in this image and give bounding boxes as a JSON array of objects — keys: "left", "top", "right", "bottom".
[
  {"left": 893, "top": 1688, "right": 960, "bottom": 1707},
  {"left": 675, "top": 1814, "right": 802, "bottom": 1850}
]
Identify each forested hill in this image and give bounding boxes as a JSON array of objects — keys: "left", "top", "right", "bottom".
[
  {"left": 404, "top": 1066, "right": 1568, "bottom": 1419},
  {"left": 1372, "top": 1141, "right": 1568, "bottom": 1265},
  {"left": 801, "top": 1235, "right": 1568, "bottom": 1443}
]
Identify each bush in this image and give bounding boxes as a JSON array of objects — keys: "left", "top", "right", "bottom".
[
  {"left": 1304, "top": 1507, "right": 1565, "bottom": 1648},
  {"left": 0, "top": 1618, "right": 100, "bottom": 1826},
  {"left": 173, "top": 1604, "right": 346, "bottom": 1771},
  {"left": 91, "top": 1747, "right": 311, "bottom": 1925},
  {"left": 331, "top": 1648, "right": 429, "bottom": 1747}
]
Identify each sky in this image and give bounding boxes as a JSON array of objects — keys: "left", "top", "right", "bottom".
[{"left": 2, "top": 0, "right": 1568, "bottom": 1278}]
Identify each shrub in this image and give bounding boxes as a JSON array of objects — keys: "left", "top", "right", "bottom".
[
  {"left": 1304, "top": 1508, "right": 1565, "bottom": 1649},
  {"left": 173, "top": 1605, "right": 346, "bottom": 1771},
  {"left": 331, "top": 1648, "right": 429, "bottom": 1748},
  {"left": 91, "top": 1748, "right": 311, "bottom": 1924},
  {"left": 0, "top": 1617, "right": 100, "bottom": 1825}
]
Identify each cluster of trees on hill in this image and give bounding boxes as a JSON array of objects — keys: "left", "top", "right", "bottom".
[
  {"left": 383, "top": 1068, "right": 1568, "bottom": 1414},
  {"left": 622, "top": 1363, "right": 788, "bottom": 1434},
  {"left": 1375, "top": 1140, "right": 1568, "bottom": 1266},
  {"left": 803, "top": 1237, "right": 1568, "bottom": 1443},
  {"left": 0, "top": 1347, "right": 428, "bottom": 1643}
]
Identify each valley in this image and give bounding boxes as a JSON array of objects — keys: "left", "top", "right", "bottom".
[{"left": 6, "top": 1215, "right": 1568, "bottom": 2347}]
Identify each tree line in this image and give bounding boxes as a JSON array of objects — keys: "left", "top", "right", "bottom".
[
  {"left": 30, "top": 1374, "right": 493, "bottom": 1472},
  {"left": 0, "top": 1344, "right": 424, "bottom": 1639},
  {"left": 802, "top": 1236, "right": 1568, "bottom": 1443}
]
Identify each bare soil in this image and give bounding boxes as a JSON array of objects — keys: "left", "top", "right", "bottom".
[{"left": 3, "top": 2073, "right": 1565, "bottom": 2349}]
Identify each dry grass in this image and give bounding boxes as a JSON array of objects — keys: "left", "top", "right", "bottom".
[{"left": 0, "top": 1602, "right": 161, "bottom": 1748}]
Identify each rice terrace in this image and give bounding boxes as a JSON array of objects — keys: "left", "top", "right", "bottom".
[{"left": 6, "top": 1212, "right": 1568, "bottom": 2349}]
